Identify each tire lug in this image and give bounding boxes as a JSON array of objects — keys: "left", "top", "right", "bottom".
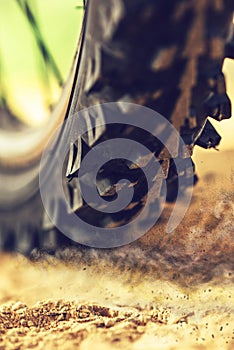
[
  {"left": 15, "top": 227, "right": 37, "bottom": 255},
  {"left": 225, "top": 23, "right": 234, "bottom": 59},
  {"left": 216, "top": 73, "right": 227, "bottom": 95},
  {"left": 38, "top": 229, "right": 59, "bottom": 253},
  {"left": 195, "top": 119, "right": 221, "bottom": 149},
  {"left": 66, "top": 138, "right": 82, "bottom": 178},
  {"left": 204, "top": 92, "right": 231, "bottom": 121},
  {"left": 0, "top": 229, "right": 15, "bottom": 252},
  {"left": 67, "top": 177, "right": 83, "bottom": 212}
]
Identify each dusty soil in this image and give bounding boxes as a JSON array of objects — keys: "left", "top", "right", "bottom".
[{"left": 0, "top": 148, "right": 234, "bottom": 350}]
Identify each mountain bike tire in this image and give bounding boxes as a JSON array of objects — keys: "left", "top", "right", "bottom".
[{"left": 0, "top": 0, "right": 233, "bottom": 256}]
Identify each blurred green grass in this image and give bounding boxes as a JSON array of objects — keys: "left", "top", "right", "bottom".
[{"left": 0, "top": 0, "right": 83, "bottom": 124}]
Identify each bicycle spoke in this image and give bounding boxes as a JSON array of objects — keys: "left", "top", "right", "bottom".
[{"left": 16, "top": 0, "right": 64, "bottom": 87}]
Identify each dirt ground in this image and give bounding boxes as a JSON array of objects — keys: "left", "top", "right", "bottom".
[{"left": 0, "top": 148, "right": 234, "bottom": 350}]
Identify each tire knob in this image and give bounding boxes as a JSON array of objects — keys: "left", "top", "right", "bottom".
[
  {"left": 195, "top": 119, "right": 221, "bottom": 149},
  {"left": 225, "top": 23, "right": 234, "bottom": 59},
  {"left": 204, "top": 92, "right": 231, "bottom": 121}
]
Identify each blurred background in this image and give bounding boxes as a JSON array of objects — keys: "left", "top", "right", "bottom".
[{"left": 0, "top": 0, "right": 83, "bottom": 126}]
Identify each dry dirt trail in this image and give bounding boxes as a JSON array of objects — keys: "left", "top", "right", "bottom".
[{"left": 0, "top": 148, "right": 234, "bottom": 350}]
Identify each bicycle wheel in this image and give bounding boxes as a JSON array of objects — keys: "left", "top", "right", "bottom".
[{"left": 0, "top": 0, "right": 233, "bottom": 255}]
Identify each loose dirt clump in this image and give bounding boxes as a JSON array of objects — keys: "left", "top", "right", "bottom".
[{"left": 0, "top": 290, "right": 233, "bottom": 350}]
